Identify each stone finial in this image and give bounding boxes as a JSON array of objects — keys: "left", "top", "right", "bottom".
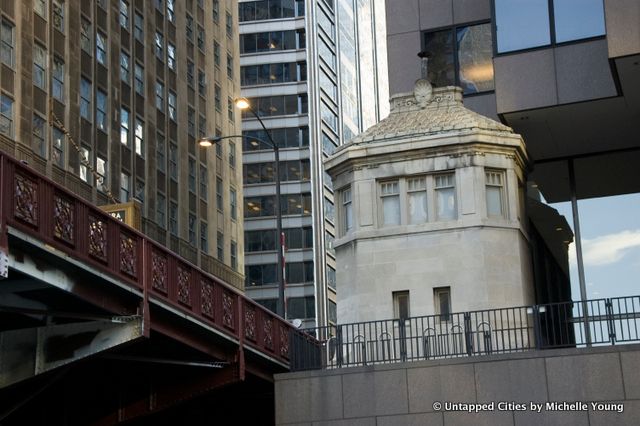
[{"left": 414, "top": 51, "right": 433, "bottom": 108}]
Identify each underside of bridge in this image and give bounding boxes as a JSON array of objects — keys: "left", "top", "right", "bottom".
[{"left": 0, "top": 235, "right": 279, "bottom": 425}]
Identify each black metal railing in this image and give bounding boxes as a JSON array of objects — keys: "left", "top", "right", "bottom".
[{"left": 289, "top": 295, "right": 640, "bottom": 371}]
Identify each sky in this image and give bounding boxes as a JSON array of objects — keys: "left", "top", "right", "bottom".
[{"left": 550, "top": 193, "right": 640, "bottom": 301}]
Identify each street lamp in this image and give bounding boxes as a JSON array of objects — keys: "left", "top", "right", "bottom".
[{"left": 198, "top": 100, "right": 286, "bottom": 319}]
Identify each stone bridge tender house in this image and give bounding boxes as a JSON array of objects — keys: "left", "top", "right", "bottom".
[{"left": 324, "top": 76, "right": 572, "bottom": 325}]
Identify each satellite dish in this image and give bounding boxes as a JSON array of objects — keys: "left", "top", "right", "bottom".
[{"left": 291, "top": 319, "right": 303, "bottom": 328}]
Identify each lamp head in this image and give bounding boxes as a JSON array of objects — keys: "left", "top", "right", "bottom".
[
  {"left": 235, "top": 97, "right": 251, "bottom": 110},
  {"left": 198, "top": 136, "right": 219, "bottom": 148}
]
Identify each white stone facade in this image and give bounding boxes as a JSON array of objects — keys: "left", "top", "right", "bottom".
[{"left": 325, "top": 83, "right": 534, "bottom": 324}]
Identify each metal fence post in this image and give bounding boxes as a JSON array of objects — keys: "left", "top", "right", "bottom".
[
  {"left": 336, "top": 326, "right": 343, "bottom": 368},
  {"left": 398, "top": 319, "right": 407, "bottom": 362},
  {"left": 463, "top": 312, "right": 473, "bottom": 356},
  {"left": 533, "top": 305, "right": 542, "bottom": 350},
  {"left": 605, "top": 299, "right": 616, "bottom": 345}
]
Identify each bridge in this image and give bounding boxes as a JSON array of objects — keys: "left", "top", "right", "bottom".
[{"left": 0, "top": 153, "right": 315, "bottom": 425}]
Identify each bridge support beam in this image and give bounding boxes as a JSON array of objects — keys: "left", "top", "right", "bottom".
[{"left": 0, "top": 317, "right": 143, "bottom": 388}]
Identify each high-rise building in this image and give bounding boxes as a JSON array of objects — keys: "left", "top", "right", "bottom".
[
  {"left": 385, "top": 0, "right": 639, "bottom": 301},
  {"left": 239, "top": 0, "right": 389, "bottom": 327},
  {"left": 0, "top": 0, "right": 244, "bottom": 289}
]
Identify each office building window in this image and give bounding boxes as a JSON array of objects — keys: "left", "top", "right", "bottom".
[
  {"left": 156, "top": 193, "right": 166, "bottom": 226},
  {"left": 134, "top": 64, "right": 144, "bottom": 95},
  {"left": 80, "top": 19, "right": 91, "bottom": 54},
  {"left": 79, "top": 146, "right": 90, "bottom": 183},
  {"left": 155, "top": 81, "right": 164, "bottom": 111},
  {"left": 188, "top": 214, "right": 196, "bottom": 245},
  {"left": 226, "top": 53, "right": 233, "bottom": 79},
  {"left": 120, "top": 51, "right": 130, "bottom": 82},
  {"left": 51, "top": 127, "right": 65, "bottom": 168},
  {"left": 157, "top": 132, "right": 166, "bottom": 172},
  {"left": 341, "top": 187, "right": 352, "bottom": 234},
  {"left": 198, "top": 114, "right": 206, "bottom": 138},
  {"left": 187, "top": 107, "right": 195, "bottom": 136},
  {"left": 230, "top": 240, "right": 237, "bottom": 270},
  {"left": 96, "top": 156, "right": 107, "bottom": 192},
  {"left": 167, "top": 0, "right": 175, "bottom": 22},
  {"left": 134, "top": 12, "right": 143, "bottom": 41},
  {"left": 188, "top": 156, "right": 196, "bottom": 192},
  {"left": 327, "top": 266, "right": 336, "bottom": 289},
  {"left": 434, "top": 287, "right": 451, "bottom": 321},
  {"left": 217, "top": 231, "right": 224, "bottom": 261},
  {"left": 33, "top": 44, "right": 46, "bottom": 89},
  {"left": 52, "top": 58, "right": 64, "bottom": 101},
  {"left": 495, "top": 0, "right": 605, "bottom": 53},
  {"left": 155, "top": 32, "right": 164, "bottom": 60},
  {"left": 187, "top": 60, "right": 194, "bottom": 87},
  {"left": 120, "top": 108, "right": 130, "bottom": 146},
  {"left": 168, "top": 91, "right": 177, "bottom": 121},
  {"left": 240, "top": 30, "right": 303, "bottom": 53},
  {"left": 1, "top": 19, "right": 15, "bottom": 68},
  {"left": 80, "top": 78, "right": 91, "bottom": 121},
  {"left": 119, "top": 0, "right": 129, "bottom": 28},
  {"left": 239, "top": 0, "right": 303, "bottom": 22},
  {"left": 226, "top": 12, "right": 232, "bottom": 37},
  {"left": 167, "top": 43, "right": 176, "bottom": 70},
  {"left": 393, "top": 291, "right": 410, "bottom": 320},
  {"left": 244, "top": 159, "right": 310, "bottom": 184},
  {"left": 216, "top": 177, "right": 223, "bottom": 211},
  {"left": 186, "top": 14, "right": 194, "bottom": 42},
  {"left": 241, "top": 95, "right": 307, "bottom": 118},
  {"left": 230, "top": 188, "right": 237, "bottom": 220},
  {"left": 241, "top": 61, "right": 306, "bottom": 86},
  {"left": 435, "top": 174, "right": 456, "bottom": 220},
  {"left": 53, "top": 0, "right": 65, "bottom": 32},
  {"left": 213, "top": 0, "right": 219, "bottom": 22},
  {"left": 96, "top": 89, "right": 107, "bottom": 132},
  {"left": 229, "top": 142, "right": 236, "bottom": 168},
  {"left": 214, "top": 41, "right": 221, "bottom": 66},
  {"left": 200, "top": 222, "right": 208, "bottom": 252},
  {"left": 169, "top": 142, "right": 178, "bottom": 180},
  {"left": 32, "top": 114, "right": 46, "bottom": 157},
  {"left": 197, "top": 25, "right": 205, "bottom": 50},
  {"left": 34, "top": 0, "right": 46, "bottom": 17},
  {"left": 423, "top": 23, "right": 494, "bottom": 94},
  {"left": 486, "top": 170, "right": 505, "bottom": 217},
  {"left": 96, "top": 32, "right": 107, "bottom": 65},
  {"left": 287, "top": 297, "right": 315, "bottom": 319},
  {"left": 120, "top": 172, "right": 130, "bottom": 201},
  {"left": 214, "top": 85, "right": 222, "bottom": 111},
  {"left": 243, "top": 127, "right": 308, "bottom": 151},
  {"left": 134, "top": 118, "right": 144, "bottom": 156},
  {"left": 198, "top": 70, "right": 206, "bottom": 96},
  {"left": 245, "top": 264, "right": 276, "bottom": 287},
  {"left": 227, "top": 97, "right": 234, "bottom": 121},
  {"left": 408, "top": 177, "right": 428, "bottom": 224},
  {"left": 169, "top": 201, "right": 178, "bottom": 235},
  {"left": 199, "top": 165, "right": 207, "bottom": 200},
  {"left": 381, "top": 181, "right": 400, "bottom": 226},
  {"left": 135, "top": 179, "right": 144, "bottom": 202}
]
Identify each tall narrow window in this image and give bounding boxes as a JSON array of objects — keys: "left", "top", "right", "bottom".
[
  {"left": 96, "top": 90, "right": 107, "bottom": 132},
  {"left": 80, "top": 19, "right": 91, "bottom": 54},
  {"left": 226, "top": 12, "right": 232, "bottom": 37},
  {"left": 96, "top": 32, "right": 107, "bottom": 65},
  {"left": 53, "top": 1, "right": 65, "bottom": 32},
  {"left": 199, "top": 165, "right": 208, "bottom": 200},
  {"left": 169, "top": 142, "right": 178, "bottom": 180},
  {"left": 197, "top": 25, "right": 205, "bottom": 50},
  {"left": 188, "top": 156, "right": 196, "bottom": 192},
  {"left": 434, "top": 287, "right": 451, "bottom": 321},
  {"left": 52, "top": 58, "right": 65, "bottom": 101},
  {"left": 120, "top": 51, "right": 130, "bottom": 82},
  {"left": 169, "top": 201, "right": 178, "bottom": 235},
  {"left": 187, "top": 60, "right": 194, "bottom": 87},
  {"left": 80, "top": 78, "right": 92, "bottom": 121},
  {"left": 33, "top": 44, "right": 46, "bottom": 89},
  {"left": 214, "top": 41, "right": 221, "bottom": 66},
  {"left": 167, "top": 0, "right": 175, "bottom": 22},
  {"left": 79, "top": 146, "right": 90, "bottom": 183},
  {"left": 167, "top": 43, "right": 176, "bottom": 70},
  {"left": 155, "top": 32, "right": 164, "bottom": 60},
  {"left": 1, "top": 19, "right": 15, "bottom": 67},
  {"left": 186, "top": 14, "right": 193, "bottom": 41},
  {"left": 120, "top": 172, "right": 130, "bottom": 201},
  {"left": 216, "top": 177, "right": 223, "bottom": 211},
  {"left": 230, "top": 189, "right": 237, "bottom": 220},
  {"left": 213, "top": 0, "right": 219, "bottom": 23},
  {"left": 227, "top": 97, "right": 234, "bottom": 121},
  {"left": 230, "top": 240, "right": 237, "bottom": 270},
  {"left": 97, "top": 156, "right": 107, "bottom": 192},
  {"left": 119, "top": 0, "right": 129, "bottom": 28},
  {"left": 200, "top": 222, "right": 208, "bottom": 251},
  {"left": 435, "top": 174, "right": 456, "bottom": 220},
  {"left": 381, "top": 181, "right": 400, "bottom": 226},
  {"left": 188, "top": 214, "right": 196, "bottom": 244},
  {"left": 0, "top": 95, "right": 13, "bottom": 137},
  {"left": 486, "top": 171, "right": 505, "bottom": 217},
  {"left": 34, "top": 0, "right": 46, "bottom": 17},
  {"left": 393, "top": 291, "right": 410, "bottom": 320},
  {"left": 120, "top": 108, "right": 130, "bottom": 146},
  {"left": 198, "top": 70, "right": 206, "bottom": 96},
  {"left": 155, "top": 81, "right": 164, "bottom": 111},
  {"left": 134, "top": 64, "right": 144, "bottom": 95},
  {"left": 187, "top": 107, "right": 195, "bottom": 136},
  {"left": 156, "top": 193, "right": 166, "bottom": 226},
  {"left": 226, "top": 53, "right": 233, "bottom": 79},
  {"left": 134, "top": 12, "right": 144, "bottom": 42},
  {"left": 134, "top": 119, "right": 144, "bottom": 156},
  {"left": 214, "top": 85, "right": 222, "bottom": 111},
  {"left": 168, "top": 91, "right": 177, "bottom": 121},
  {"left": 157, "top": 132, "right": 166, "bottom": 172},
  {"left": 32, "top": 114, "right": 46, "bottom": 157},
  {"left": 229, "top": 142, "right": 235, "bottom": 168},
  {"left": 52, "top": 127, "right": 65, "bottom": 168},
  {"left": 217, "top": 231, "right": 224, "bottom": 261},
  {"left": 341, "top": 187, "right": 352, "bottom": 234},
  {"left": 408, "top": 177, "right": 427, "bottom": 224}
]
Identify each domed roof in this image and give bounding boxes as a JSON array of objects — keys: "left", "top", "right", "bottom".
[{"left": 348, "top": 81, "right": 514, "bottom": 145}]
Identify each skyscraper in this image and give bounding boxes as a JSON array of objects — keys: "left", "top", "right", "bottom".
[
  {"left": 0, "top": 0, "right": 244, "bottom": 289},
  {"left": 239, "top": 0, "right": 389, "bottom": 327}
]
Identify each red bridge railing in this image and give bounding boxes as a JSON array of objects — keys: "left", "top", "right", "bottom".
[{"left": 0, "top": 153, "right": 297, "bottom": 367}]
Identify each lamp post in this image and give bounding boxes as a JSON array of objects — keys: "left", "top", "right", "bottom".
[{"left": 198, "top": 100, "right": 286, "bottom": 319}]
